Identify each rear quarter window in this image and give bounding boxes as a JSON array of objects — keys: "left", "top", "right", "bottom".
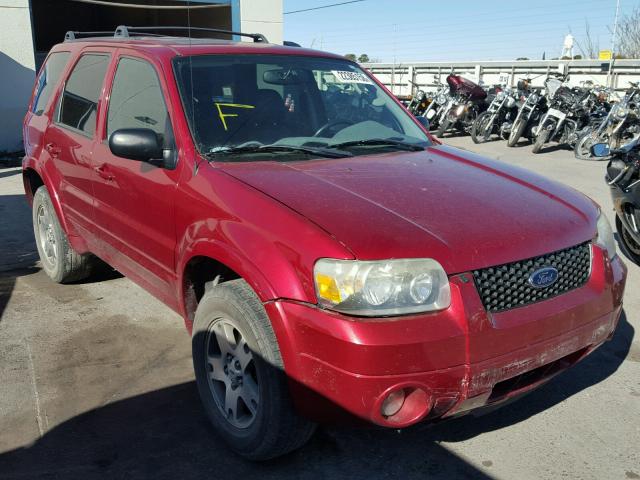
[
  {"left": 32, "top": 51, "right": 71, "bottom": 115},
  {"left": 57, "top": 53, "right": 110, "bottom": 137}
]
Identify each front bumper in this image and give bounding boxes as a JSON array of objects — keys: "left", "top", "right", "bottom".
[{"left": 264, "top": 247, "right": 626, "bottom": 428}]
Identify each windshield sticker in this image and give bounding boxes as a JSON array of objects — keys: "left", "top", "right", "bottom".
[
  {"left": 214, "top": 102, "right": 255, "bottom": 131},
  {"left": 331, "top": 70, "right": 374, "bottom": 85}
]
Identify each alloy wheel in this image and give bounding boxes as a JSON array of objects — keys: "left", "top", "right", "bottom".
[
  {"left": 204, "top": 319, "right": 260, "bottom": 429},
  {"left": 36, "top": 203, "right": 57, "bottom": 267}
]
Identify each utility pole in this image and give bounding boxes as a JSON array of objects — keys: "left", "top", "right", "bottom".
[
  {"left": 391, "top": 23, "right": 398, "bottom": 94},
  {"left": 608, "top": 0, "right": 621, "bottom": 88}
]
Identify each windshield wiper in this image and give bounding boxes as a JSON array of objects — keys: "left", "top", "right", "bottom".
[
  {"left": 329, "top": 138, "right": 425, "bottom": 151},
  {"left": 206, "top": 144, "right": 352, "bottom": 160}
]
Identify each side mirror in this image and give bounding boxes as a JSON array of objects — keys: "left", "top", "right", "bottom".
[
  {"left": 416, "top": 116, "right": 430, "bottom": 130},
  {"left": 591, "top": 143, "right": 611, "bottom": 158},
  {"left": 109, "top": 128, "right": 163, "bottom": 162}
]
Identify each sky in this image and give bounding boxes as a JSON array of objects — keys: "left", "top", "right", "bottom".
[{"left": 283, "top": 0, "right": 639, "bottom": 62}]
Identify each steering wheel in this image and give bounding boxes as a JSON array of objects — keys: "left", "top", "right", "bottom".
[{"left": 313, "top": 120, "right": 354, "bottom": 138}]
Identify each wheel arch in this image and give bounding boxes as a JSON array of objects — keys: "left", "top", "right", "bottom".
[
  {"left": 177, "top": 237, "right": 305, "bottom": 332},
  {"left": 22, "top": 160, "right": 76, "bottom": 239}
]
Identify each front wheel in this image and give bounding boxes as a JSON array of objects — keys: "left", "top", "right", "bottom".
[
  {"left": 507, "top": 116, "right": 527, "bottom": 147},
  {"left": 436, "top": 117, "right": 452, "bottom": 138},
  {"left": 574, "top": 131, "right": 608, "bottom": 161},
  {"left": 532, "top": 127, "right": 550, "bottom": 154},
  {"left": 617, "top": 214, "right": 640, "bottom": 265},
  {"left": 32, "top": 186, "right": 95, "bottom": 283},
  {"left": 192, "top": 279, "right": 316, "bottom": 460},
  {"left": 471, "top": 112, "right": 493, "bottom": 144}
]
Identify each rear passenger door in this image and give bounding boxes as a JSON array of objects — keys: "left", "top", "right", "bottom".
[
  {"left": 45, "top": 52, "right": 111, "bottom": 239},
  {"left": 90, "top": 53, "right": 179, "bottom": 299}
]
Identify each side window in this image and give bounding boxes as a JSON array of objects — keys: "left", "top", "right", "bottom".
[
  {"left": 32, "top": 52, "right": 71, "bottom": 115},
  {"left": 58, "top": 54, "right": 110, "bottom": 137},
  {"left": 107, "top": 57, "right": 170, "bottom": 140}
]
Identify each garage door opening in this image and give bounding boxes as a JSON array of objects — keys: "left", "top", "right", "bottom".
[{"left": 30, "top": 0, "right": 232, "bottom": 68}]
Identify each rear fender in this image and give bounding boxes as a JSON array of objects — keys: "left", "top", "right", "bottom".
[{"left": 22, "top": 156, "right": 78, "bottom": 241}]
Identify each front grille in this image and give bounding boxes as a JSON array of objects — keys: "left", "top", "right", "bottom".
[{"left": 472, "top": 242, "right": 592, "bottom": 313}]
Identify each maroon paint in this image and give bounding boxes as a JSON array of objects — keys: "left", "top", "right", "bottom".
[{"left": 23, "top": 38, "right": 627, "bottom": 426}]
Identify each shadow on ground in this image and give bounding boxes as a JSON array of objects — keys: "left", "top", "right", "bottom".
[{"left": 0, "top": 310, "right": 632, "bottom": 480}]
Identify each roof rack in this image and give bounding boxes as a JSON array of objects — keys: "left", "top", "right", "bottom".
[{"left": 64, "top": 25, "right": 269, "bottom": 43}]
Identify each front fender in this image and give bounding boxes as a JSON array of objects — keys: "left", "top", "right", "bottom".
[{"left": 175, "top": 166, "right": 355, "bottom": 320}]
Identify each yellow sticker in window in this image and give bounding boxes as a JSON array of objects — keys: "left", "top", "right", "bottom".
[{"left": 215, "top": 102, "right": 255, "bottom": 131}]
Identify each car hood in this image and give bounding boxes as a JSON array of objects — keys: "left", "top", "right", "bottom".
[{"left": 215, "top": 145, "right": 598, "bottom": 273}]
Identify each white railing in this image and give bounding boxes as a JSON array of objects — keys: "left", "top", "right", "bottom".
[{"left": 363, "top": 59, "right": 640, "bottom": 97}]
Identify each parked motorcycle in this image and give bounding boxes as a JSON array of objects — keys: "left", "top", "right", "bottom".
[
  {"left": 421, "top": 75, "right": 449, "bottom": 129},
  {"left": 406, "top": 81, "right": 431, "bottom": 117},
  {"left": 574, "top": 82, "right": 640, "bottom": 160},
  {"left": 592, "top": 139, "right": 640, "bottom": 264},
  {"left": 471, "top": 85, "right": 520, "bottom": 143},
  {"left": 531, "top": 74, "right": 593, "bottom": 154},
  {"left": 436, "top": 74, "right": 488, "bottom": 138},
  {"left": 507, "top": 78, "right": 546, "bottom": 147}
]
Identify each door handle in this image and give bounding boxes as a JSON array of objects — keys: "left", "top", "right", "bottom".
[
  {"left": 45, "top": 143, "right": 61, "bottom": 157},
  {"left": 94, "top": 164, "right": 114, "bottom": 181}
]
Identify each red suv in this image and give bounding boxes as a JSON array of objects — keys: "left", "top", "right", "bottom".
[{"left": 23, "top": 27, "right": 626, "bottom": 460}]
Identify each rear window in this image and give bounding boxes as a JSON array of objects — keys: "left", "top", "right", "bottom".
[
  {"left": 32, "top": 52, "right": 71, "bottom": 115},
  {"left": 57, "top": 54, "right": 110, "bottom": 137}
]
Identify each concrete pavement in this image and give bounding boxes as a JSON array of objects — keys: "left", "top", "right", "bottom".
[{"left": 0, "top": 137, "right": 638, "bottom": 479}]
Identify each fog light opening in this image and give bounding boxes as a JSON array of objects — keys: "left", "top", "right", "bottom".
[{"left": 381, "top": 389, "right": 406, "bottom": 418}]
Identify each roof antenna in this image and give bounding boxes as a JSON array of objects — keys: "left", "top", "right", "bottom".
[{"left": 187, "top": 1, "right": 200, "bottom": 175}]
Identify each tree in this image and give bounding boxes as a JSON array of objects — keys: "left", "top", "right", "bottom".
[
  {"left": 516, "top": 57, "right": 530, "bottom": 60},
  {"left": 357, "top": 53, "right": 370, "bottom": 63},
  {"left": 614, "top": 8, "right": 640, "bottom": 58},
  {"left": 574, "top": 20, "right": 599, "bottom": 59},
  {"left": 345, "top": 53, "right": 357, "bottom": 61},
  {"left": 573, "top": 54, "right": 583, "bottom": 59}
]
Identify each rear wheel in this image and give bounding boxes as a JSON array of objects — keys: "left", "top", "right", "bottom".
[
  {"left": 192, "top": 279, "right": 316, "bottom": 460},
  {"left": 471, "top": 112, "right": 493, "bottom": 144},
  {"left": 32, "top": 186, "right": 95, "bottom": 283},
  {"left": 617, "top": 213, "right": 640, "bottom": 265},
  {"left": 507, "top": 116, "right": 527, "bottom": 147},
  {"left": 532, "top": 128, "right": 550, "bottom": 154}
]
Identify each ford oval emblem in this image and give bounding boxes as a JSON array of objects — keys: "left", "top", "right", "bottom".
[{"left": 528, "top": 267, "right": 559, "bottom": 289}]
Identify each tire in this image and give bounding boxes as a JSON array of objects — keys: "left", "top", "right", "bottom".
[
  {"left": 192, "top": 279, "right": 316, "bottom": 461},
  {"left": 617, "top": 214, "right": 640, "bottom": 265},
  {"left": 32, "top": 186, "right": 94, "bottom": 283},
  {"left": 532, "top": 128, "right": 550, "bottom": 154},
  {"left": 507, "top": 116, "right": 526, "bottom": 147},
  {"left": 471, "top": 112, "right": 493, "bottom": 144},
  {"left": 436, "top": 117, "right": 452, "bottom": 138}
]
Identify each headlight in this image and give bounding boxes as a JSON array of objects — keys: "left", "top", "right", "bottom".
[
  {"left": 314, "top": 258, "right": 451, "bottom": 316},
  {"left": 455, "top": 104, "right": 466, "bottom": 116},
  {"left": 616, "top": 107, "right": 628, "bottom": 118},
  {"left": 595, "top": 212, "right": 617, "bottom": 259}
]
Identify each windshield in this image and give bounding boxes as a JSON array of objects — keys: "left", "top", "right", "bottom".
[{"left": 172, "top": 54, "right": 430, "bottom": 159}]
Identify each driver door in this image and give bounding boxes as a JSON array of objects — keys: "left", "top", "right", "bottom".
[{"left": 90, "top": 52, "right": 180, "bottom": 302}]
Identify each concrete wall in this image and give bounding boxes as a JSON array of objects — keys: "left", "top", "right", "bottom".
[
  {"left": 0, "top": 0, "right": 36, "bottom": 153},
  {"left": 237, "top": 0, "right": 283, "bottom": 45},
  {"left": 363, "top": 60, "right": 640, "bottom": 97}
]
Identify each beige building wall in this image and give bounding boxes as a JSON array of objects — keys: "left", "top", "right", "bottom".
[
  {"left": 239, "top": 0, "right": 283, "bottom": 45},
  {"left": 0, "top": 0, "right": 36, "bottom": 152}
]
